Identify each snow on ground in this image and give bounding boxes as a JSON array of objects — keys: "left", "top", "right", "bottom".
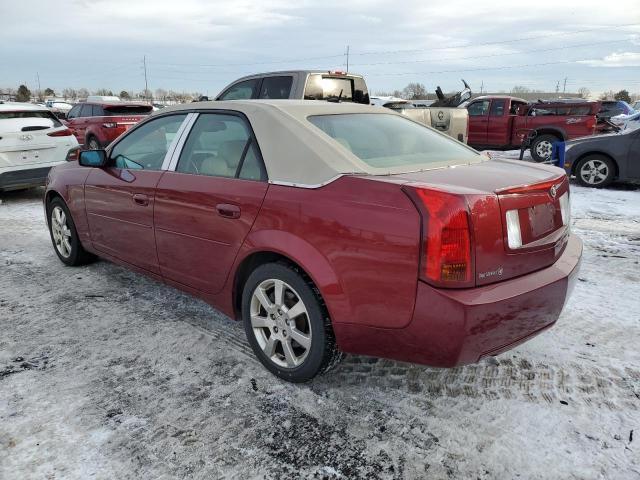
[{"left": 0, "top": 163, "right": 639, "bottom": 479}]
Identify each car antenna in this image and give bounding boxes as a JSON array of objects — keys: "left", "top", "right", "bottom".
[{"left": 327, "top": 89, "right": 343, "bottom": 103}]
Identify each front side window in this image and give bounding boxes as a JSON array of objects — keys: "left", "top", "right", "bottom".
[
  {"left": 218, "top": 79, "right": 259, "bottom": 100},
  {"left": 308, "top": 113, "right": 479, "bottom": 169},
  {"left": 67, "top": 105, "right": 81, "bottom": 119},
  {"left": 468, "top": 101, "right": 490, "bottom": 116},
  {"left": 259, "top": 76, "right": 293, "bottom": 99},
  {"left": 176, "top": 113, "right": 265, "bottom": 180},
  {"left": 109, "top": 114, "right": 187, "bottom": 170}
]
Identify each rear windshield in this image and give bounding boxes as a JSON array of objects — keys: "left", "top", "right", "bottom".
[
  {"left": 103, "top": 105, "right": 152, "bottom": 116},
  {"left": 0, "top": 110, "right": 62, "bottom": 133},
  {"left": 304, "top": 74, "right": 369, "bottom": 104},
  {"left": 308, "top": 113, "right": 478, "bottom": 169}
]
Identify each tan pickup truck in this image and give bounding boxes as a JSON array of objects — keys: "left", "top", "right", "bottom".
[{"left": 216, "top": 71, "right": 469, "bottom": 143}]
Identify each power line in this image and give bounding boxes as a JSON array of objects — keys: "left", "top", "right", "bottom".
[
  {"left": 351, "top": 23, "right": 639, "bottom": 56},
  {"left": 349, "top": 38, "right": 633, "bottom": 67}
]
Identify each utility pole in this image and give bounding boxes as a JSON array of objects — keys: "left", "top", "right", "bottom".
[
  {"left": 562, "top": 77, "right": 567, "bottom": 94},
  {"left": 555, "top": 80, "right": 560, "bottom": 93},
  {"left": 36, "top": 72, "right": 41, "bottom": 100},
  {"left": 480, "top": 80, "right": 484, "bottom": 95},
  {"left": 345, "top": 45, "right": 350, "bottom": 72},
  {"left": 143, "top": 55, "right": 149, "bottom": 103}
]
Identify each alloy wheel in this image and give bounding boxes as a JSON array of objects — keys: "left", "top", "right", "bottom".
[
  {"left": 579, "top": 159, "right": 609, "bottom": 185},
  {"left": 535, "top": 140, "right": 553, "bottom": 160},
  {"left": 51, "top": 206, "right": 72, "bottom": 258},
  {"left": 250, "top": 279, "right": 312, "bottom": 368}
]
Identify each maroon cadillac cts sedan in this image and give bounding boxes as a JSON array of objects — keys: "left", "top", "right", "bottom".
[{"left": 45, "top": 100, "right": 582, "bottom": 382}]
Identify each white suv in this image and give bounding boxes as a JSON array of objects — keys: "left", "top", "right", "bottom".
[{"left": 0, "top": 102, "right": 78, "bottom": 191}]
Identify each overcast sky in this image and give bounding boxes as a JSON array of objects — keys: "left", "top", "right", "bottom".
[{"left": 1, "top": 0, "right": 639, "bottom": 97}]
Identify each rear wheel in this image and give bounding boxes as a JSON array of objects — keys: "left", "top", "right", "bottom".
[
  {"left": 530, "top": 134, "right": 559, "bottom": 162},
  {"left": 47, "top": 197, "right": 95, "bottom": 266},
  {"left": 242, "top": 263, "right": 343, "bottom": 382},
  {"left": 574, "top": 155, "right": 615, "bottom": 188}
]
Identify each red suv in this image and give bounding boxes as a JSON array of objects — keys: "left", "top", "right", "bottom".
[{"left": 65, "top": 102, "right": 153, "bottom": 149}]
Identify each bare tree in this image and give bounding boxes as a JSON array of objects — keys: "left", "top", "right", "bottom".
[
  {"left": 154, "top": 88, "right": 168, "bottom": 102},
  {"left": 93, "top": 88, "right": 114, "bottom": 96},
  {"left": 78, "top": 88, "right": 90, "bottom": 100},
  {"left": 402, "top": 83, "right": 428, "bottom": 100},
  {"left": 599, "top": 90, "right": 616, "bottom": 101},
  {"left": 511, "top": 86, "right": 531, "bottom": 94},
  {"left": 577, "top": 87, "right": 591, "bottom": 99},
  {"left": 62, "top": 88, "right": 77, "bottom": 101}
]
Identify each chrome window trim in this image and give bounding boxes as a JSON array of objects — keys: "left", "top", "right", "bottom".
[
  {"left": 268, "top": 174, "right": 344, "bottom": 189},
  {"left": 165, "top": 113, "right": 199, "bottom": 171}
]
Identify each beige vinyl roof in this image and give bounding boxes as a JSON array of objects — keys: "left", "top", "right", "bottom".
[{"left": 159, "top": 100, "right": 481, "bottom": 187}]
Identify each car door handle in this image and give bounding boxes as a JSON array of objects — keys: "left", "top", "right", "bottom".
[
  {"left": 216, "top": 203, "right": 241, "bottom": 219},
  {"left": 133, "top": 193, "right": 149, "bottom": 206}
]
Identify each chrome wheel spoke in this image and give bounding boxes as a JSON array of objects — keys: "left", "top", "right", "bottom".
[
  {"left": 254, "top": 287, "right": 273, "bottom": 311},
  {"left": 290, "top": 329, "right": 311, "bottom": 349},
  {"left": 51, "top": 206, "right": 73, "bottom": 259},
  {"left": 282, "top": 339, "right": 298, "bottom": 367},
  {"left": 263, "top": 336, "right": 277, "bottom": 357},
  {"left": 273, "top": 279, "right": 285, "bottom": 307},
  {"left": 285, "top": 300, "right": 305, "bottom": 320},
  {"left": 251, "top": 314, "right": 272, "bottom": 329}
]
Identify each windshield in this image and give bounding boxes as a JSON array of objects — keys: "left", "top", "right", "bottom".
[{"left": 308, "top": 113, "right": 479, "bottom": 169}]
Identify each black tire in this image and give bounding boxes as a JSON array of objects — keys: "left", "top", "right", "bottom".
[
  {"left": 242, "top": 263, "right": 343, "bottom": 382},
  {"left": 86, "top": 136, "right": 101, "bottom": 150},
  {"left": 574, "top": 155, "right": 615, "bottom": 188},
  {"left": 47, "top": 197, "right": 95, "bottom": 266},
  {"left": 530, "top": 134, "right": 560, "bottom": 162}
]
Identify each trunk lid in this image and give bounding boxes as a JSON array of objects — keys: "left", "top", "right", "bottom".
[
  {"left": 388, "top": 158, "right": 571, "bottom": 286},
  {"left": 0, "top": 111, "right": 67, "bottom": 167}
]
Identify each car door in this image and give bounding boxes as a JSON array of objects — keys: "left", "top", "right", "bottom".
[
  {"left": 83, "top": 113, "right": 189, "bottom": 273},
  {"left": 258, "top": 76, "right": 293, "bottom": 99},
  {"left": 486, "top": 99, "right": 510, "bottom": 146},
  {"left": 628, "top": 130, "right": 640, "bottom": 179},
  {"left": 466, "top": 100, "right": 490, "bottom": 146},
  {"left": 154, "top": 112, "right": 268, "bottom": 293},
  {"left": 75, "top": 104, "right": 93, "bottom": 146}
]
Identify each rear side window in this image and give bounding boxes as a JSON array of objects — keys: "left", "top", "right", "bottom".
[
  {"left": 0, "top": 110, "right": 62, "bottom": 133},
  {"left": 259, "top": 76, "right": 293, "bottom": 99},
  {"left": 92, "top": 105, "right": 105, "bottom": 116},
  {"left": 218, "top": 79, "right": 259, "bottom": 100},
  {"left": 308, "top": 113, "right": 478, "bottom": 169},
  {"left": 79, "top": 104, "right": 93, "bottom": 117},
  {"left": 490, "top": 100, "right": 506, "bottom": 116},
  {"left": 103, "top": 105, "right": 152, "bottom": 116},
  {"left": 176, "top": 113, "right": 266, "bottom": 180},
  {"left": 570, "top": 105, "right": 592, "bottom": 115},
  {"left": 468, "top": 101, "right": 489, "bottom": 116}
]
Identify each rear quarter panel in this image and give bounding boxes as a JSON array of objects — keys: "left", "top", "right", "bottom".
[{"left": 235, "top": 176, "right": 421, "bottom": 329}]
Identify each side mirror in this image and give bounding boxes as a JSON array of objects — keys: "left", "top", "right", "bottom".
[{"left": 79, "top": 149, "right": 108, "bottom": 167}]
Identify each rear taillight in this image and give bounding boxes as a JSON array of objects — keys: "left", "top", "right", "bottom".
[
  {"left": 47, "top": 128, "right": 73, "bottom": 137},
  {"left": 586, "top": 116, "right": 596, "bottom": 131},
  {"left": 404, "top": 186, "right": 473, "bottom": 287},
  {"left": 102, "top": 122, "right": 118, "bottom": 128}
]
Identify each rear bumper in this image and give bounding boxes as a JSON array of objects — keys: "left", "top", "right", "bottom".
[
  {"left": 0, "top": 166, "right": 55, "bottom": 191},
  {"left": 334, "top": 234, "right": 583, "bottom": 367}
]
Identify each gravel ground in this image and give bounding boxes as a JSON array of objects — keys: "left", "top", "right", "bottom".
[{"left": 1, "top": 175, "right": 639, "bottom": 479}]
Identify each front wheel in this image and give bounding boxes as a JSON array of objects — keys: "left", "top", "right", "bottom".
[
  {"left": 574, "top": 155, "right": 615, "bottom": 188},
  {"left": 47, "top": 197, "right": 95, "bottom": 266},
  {"left": 530, "top": 134, "right": 559, "bottom": 162},
  {"left": 242, "top": 263, "right": 343, "bottom": 382}
]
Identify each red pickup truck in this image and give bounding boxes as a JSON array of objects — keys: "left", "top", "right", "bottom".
[{"left": 466, "top": 96, "right": 600, "bottom": 162}]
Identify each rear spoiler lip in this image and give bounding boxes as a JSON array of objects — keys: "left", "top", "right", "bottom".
[{"left": 494, "top": 175, "right": 567, "bottom": 195}]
